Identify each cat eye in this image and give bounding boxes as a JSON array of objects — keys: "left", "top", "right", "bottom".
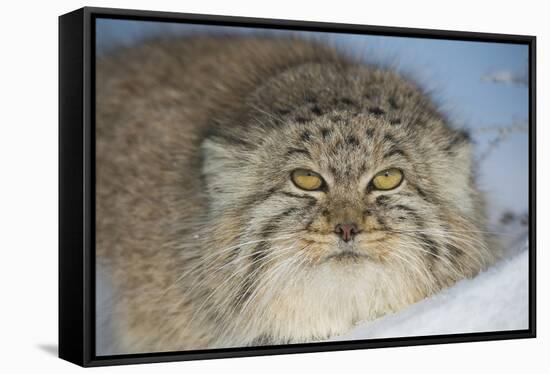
[
  {"left": 371, "top": 168, "right": 404, "bottom": 191},
  {"left": 291, "top": 169, "right": 325, "bottom": 191}
]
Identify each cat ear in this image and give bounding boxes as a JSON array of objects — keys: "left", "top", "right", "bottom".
[
  {"left": 201, "top": 137, "right": 251, "bottom": 205},
  {"left": 439, "top": 129, "right": 477, "bottom": 215}
]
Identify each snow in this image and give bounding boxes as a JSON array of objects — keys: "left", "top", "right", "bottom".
[{"left": 336, "top": 242, "right": 529, "bottom": 341}]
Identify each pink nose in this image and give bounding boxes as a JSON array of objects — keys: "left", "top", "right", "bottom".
[{"left": 334, "top": 223, "right": 358, "bottom": 242}]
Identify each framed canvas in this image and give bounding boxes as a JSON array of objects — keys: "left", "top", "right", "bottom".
[{"left": 59, "top": 6, "right": 536, "bottom": 367}]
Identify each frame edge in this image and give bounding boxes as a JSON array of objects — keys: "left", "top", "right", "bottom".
[
  {"left": 59, "top": 7, "right": 86, "bottom": 367},
  {"left": 59, "top": 6, "right": 537, "bottom": 367}
]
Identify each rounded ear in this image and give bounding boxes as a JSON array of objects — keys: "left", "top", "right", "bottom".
[
  {"left": 201, "top": 138, "right": 253, "bottom": 210},
  {"left": 438, "top": 129, "right": 477, "bottom": 215}
]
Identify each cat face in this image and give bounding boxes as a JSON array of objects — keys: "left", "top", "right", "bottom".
[
  {"left": 198, "top": 67, "right": 490, "bottom": 340},
  {"left": 267, "top": 114, "right": 420, "bottom": 264},
  {"left": 203, "top": 108, "right": 477, "bottom": 265}
]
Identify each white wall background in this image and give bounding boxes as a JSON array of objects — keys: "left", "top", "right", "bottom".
[{"left": 0, "top": 0, "right": 545, "bottom": 372}]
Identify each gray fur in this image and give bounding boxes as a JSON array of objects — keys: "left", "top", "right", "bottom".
[{"left": 96, "top": 36, "right": 494, "bottom": 353}]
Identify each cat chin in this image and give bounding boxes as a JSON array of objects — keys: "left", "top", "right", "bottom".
[
  {"left": 315, "top": 239, "right": 386, "bottom": 265},
  {"left": 324, "top": 247, "right": 370, "bottom": 263}
]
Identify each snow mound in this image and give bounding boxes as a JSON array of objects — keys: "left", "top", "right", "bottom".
[{"left": 336, "top": 245, "right": 529, "bottom": 341}]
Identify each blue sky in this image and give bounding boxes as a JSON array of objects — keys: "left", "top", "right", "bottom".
[{"left": 96, "top": 19, "right": 530, "bottom": 222}]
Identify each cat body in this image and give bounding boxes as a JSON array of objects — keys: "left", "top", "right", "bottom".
[{"left": 96, "top": 37, "right": 493, "bottom": 353}]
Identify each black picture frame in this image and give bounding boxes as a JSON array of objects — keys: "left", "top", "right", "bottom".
[{"left": 59, "top": 6, "right": 537, "bottom": 367}]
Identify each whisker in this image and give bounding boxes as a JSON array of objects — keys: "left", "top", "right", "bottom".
[
  {"left": 161, "top": 234, "right": 297, "bottom": 297},
  {"left": 183, "top": 246, "right": 296, "bottom": 333},
  {"left": 235, "top": 243, "right": 302, "bottom": 317},
  {"left": 388, "top": 229, "right": 487, "bottom": 271},
  {"left": 388, "top": 228, "right": 521, "bottom": 237}
]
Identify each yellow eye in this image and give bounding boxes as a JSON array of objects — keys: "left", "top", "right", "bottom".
[
  {"left": 291, "top": 169, "right": 324, "bottom": 191},
  {"left": 372, "top": 168, "right": 403, "bottom": 190}
]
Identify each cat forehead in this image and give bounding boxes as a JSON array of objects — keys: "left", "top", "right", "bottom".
[
  {"left": 289, "top": 114, "right": 403, "bottom": 151},
  {"left": 274, "top": 113, "right": 410, "bottom": 177}
]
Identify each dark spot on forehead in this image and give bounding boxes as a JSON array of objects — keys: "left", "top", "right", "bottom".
[
  {"left": 390, "top": 118, "right": 402, "bottom": 125},
  {"left": 301, "top": 131, "right": 312, "bottom": 142},
  {"left": 321, "top": 128, "right": 331, "bottom": 139},
  {"left": 366, "top": 128, "right": 375, "bottom": 138},
  {"left": 346, "top": 135, "right": 360, "bottom": 146}
]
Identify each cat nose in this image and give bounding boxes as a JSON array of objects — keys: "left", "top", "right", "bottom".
[{"left": 334, "top": 223, "right": 358, "bottom": 242}]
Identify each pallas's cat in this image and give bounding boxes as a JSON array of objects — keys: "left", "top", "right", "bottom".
[{"left": 96, "top": 37, "right": 494, "bottom": 353}]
